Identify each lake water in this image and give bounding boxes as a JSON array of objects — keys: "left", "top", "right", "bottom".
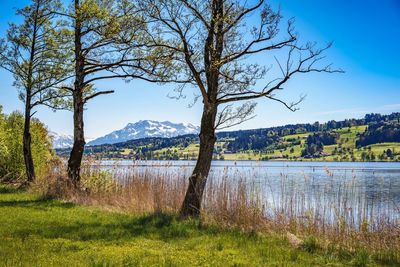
[{"left": 93, "top": 160, "right": 400, "bottom": 227}]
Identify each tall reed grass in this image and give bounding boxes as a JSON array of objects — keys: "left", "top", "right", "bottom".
[{"left": 34, "top": 159, "right": 399, "bottom": 261}]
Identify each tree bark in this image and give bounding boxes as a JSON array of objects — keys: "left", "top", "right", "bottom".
[
  {"left": 67, "top": 0, "right": 85, "bottom": 187},
  {"left": 180, "top": 104, "right": 217, "bottom": 217},
  {"left": 22, "top": 0, "right": 40, "bottom": 184},
  {"left": 23, "top": 100, "right": 35, "bottom": 183},
  {"left": 67, "top": 91, "right": 85, "bottom": 186}
]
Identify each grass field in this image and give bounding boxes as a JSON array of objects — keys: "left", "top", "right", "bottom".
[
  {"left": 221, "top": 125, "right": 400, "bottom": 161},
  {"left": 152, "top": 143, "right": 200, "bottom": 159},
  {"left": 0, "top": 186, "right": 383, "bottom": 267}
]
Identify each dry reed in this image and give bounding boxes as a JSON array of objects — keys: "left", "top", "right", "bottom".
[{"left": 33, "top": 159, "right": 400, "bottom": 257}]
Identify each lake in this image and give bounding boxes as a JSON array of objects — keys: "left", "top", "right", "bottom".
[{"left": 92, "top": 160, "right": 400, "bottom": 227}]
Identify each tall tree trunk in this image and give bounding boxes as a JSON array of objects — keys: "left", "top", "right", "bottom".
[
  {"left": 67, "top": 91, "right": 85, "bottom": 186},
  {"left": 67, "top": 0, "right": 85, "bottom": 187},
  {"left": 23, "top": 1, "right": 39, "bottom": 184},
  {"left": 180, "top": 105, "right": 217, "bottom": 217},
  {"left": 23, "top": 98, "right": 35, "bottom": 183}
]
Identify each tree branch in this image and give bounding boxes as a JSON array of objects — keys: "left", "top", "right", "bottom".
[{"left": 84, "top": 90, "right": 115, "bottom": 103}]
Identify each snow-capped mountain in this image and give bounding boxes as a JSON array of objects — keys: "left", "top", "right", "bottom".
[
  {"left": 49, "top": 131, "right": 74, "bottom": 149},
  {"left": 87, "top": 120, "right": 199, "bottom": 146}
]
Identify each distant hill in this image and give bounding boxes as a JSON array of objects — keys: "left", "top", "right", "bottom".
[
  {"left": 56, "top": 112, "right": 400, "bottom": 162},
  {"left": 87, "top": 120, "right": 200, "bottom": 146}
]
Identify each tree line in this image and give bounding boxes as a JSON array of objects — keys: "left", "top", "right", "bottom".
[
  {"left": 0, "top": 0, "right": 340, "bottom": 217},
  {"left": 301, "top": 132, "right": 338, "bottom": 158},
  {"left": 356, "top": 122, "right": 400, "bottom": 147}
]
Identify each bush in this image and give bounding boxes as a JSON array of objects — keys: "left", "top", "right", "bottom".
[{"left": 0, "top": 107, "right": 54, "bottom": 181}]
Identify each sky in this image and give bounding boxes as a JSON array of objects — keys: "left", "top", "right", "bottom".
[{"left": 0, "top": 0, "right": 399, "bottom": 139}]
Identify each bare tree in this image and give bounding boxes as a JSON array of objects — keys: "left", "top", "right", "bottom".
[
  {"left": 0, "top": 0, "right": 71, "bottom": 183},
  {"left": 63, "top": 0, "right": 171, "bottom": 186},
  {"left": 144, "top": 0, "right": 342, "bottom": 217}
]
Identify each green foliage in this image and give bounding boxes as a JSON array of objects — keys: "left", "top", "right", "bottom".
[
  {"left": 0, "top": 107, "right": 8, "bottom": 165},
  {"left": 65, "top": 0, "right": 160, "bottom": 102},
  {"left": 0, "top": 109, "right": 53, "bottom": 180},
  {"left": 0, "top": 0, "right": 72, "bottom": 111}
]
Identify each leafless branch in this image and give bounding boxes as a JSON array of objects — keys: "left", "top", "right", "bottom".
[{"left": 83, "top": 90, "right": 115, "bottom": 103}]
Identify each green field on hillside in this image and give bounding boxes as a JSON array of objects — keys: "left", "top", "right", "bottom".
[
  {"left": 89, "top": 125, "right": 400, "bottom": 162},
  {"left": 212, "top": 125, "right": 399, "bottom": 161}
]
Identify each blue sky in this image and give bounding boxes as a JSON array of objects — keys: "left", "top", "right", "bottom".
[{"left": 0, "top": 0, "right": 399, "bottom": 138}]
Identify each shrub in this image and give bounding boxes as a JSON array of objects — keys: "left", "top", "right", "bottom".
[{"left": 0, "top": 108, "right": 54, "bottom": 181}]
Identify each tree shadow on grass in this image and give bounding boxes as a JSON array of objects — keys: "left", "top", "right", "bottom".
[
  {"left": 1, "top": 192, "right": 231, "bottom": 244},
  {"left": 0, "top": 190, "right": 194, "bottom": 241},
  {"left": 0, "top": 198, "right": 75, "bottom": 209},
  {"left": 120, "top": 213, "right": 194, "bottom": 240},
  {"left": 0, "top": 186, "right": 23, "bottom": 194},
  {"left": 12, "top": 213, "right": 202, "bottom": 243}
]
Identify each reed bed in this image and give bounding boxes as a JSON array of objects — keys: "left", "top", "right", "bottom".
[{"left": 35, "top": 160, "right": 400, "bottom": 260}]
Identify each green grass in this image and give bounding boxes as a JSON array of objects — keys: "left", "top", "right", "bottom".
[
  {"left": 0, "top": 187, "right": 372, "bottom": 266},
  {"left": 153, "top": 143, "right": 200, "bottom": 159},
  {"left": 120, "top": 149, "right": 133, "bottom": 156},
  {"left": 352, "top": 142, "right": 400, "bottom": 159},
  {"left": 321, "top": 125, "right": 400, "bottom": 162},
  {"left": 222, "top": 151, "right": 261, "bottom": 161},
  {"left": 281, "top": 133, "right": 310, "bottom": 141}
]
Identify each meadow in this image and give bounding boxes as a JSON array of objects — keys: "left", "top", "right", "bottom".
[
  {"left": 0, "top": 186, "right": 362, "bottom": 267},
  {"left": 2, "top": 160, "right": 399, "bottom": 267},
  {"left": 2, "top": 184, "right": 399, "bottom": 267}
]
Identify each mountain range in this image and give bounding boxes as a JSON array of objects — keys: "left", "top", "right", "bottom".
[
  {"left": 50, "top": 120, "right": 200, "bottom": 148},
  {"left": 87, "top": 120, "right": 199, "bottom": 146},
  {"left": 49, "top": 132, "right": 74, "bottom": 149}
]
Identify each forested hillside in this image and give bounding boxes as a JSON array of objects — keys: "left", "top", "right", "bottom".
[{"left": 55, "top": 112, "right": 400, "bottom": 162}]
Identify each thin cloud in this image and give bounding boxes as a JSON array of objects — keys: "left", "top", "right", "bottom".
[
  {"left": 316, "top": 108, "right": 368, "bottom": 116},
  {"left": 317, "top": 103, "right": 400, "bottom": 116},
  {"left": 380, "top": 103, "right": 400, "bottom": 111}
]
